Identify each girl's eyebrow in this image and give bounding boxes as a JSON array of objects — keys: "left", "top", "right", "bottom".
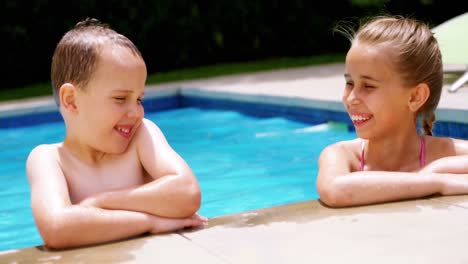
[
  {"left": 344, "top": 73, "right": 380, "bottom": 82},
  {"left": 361, "top": 75, "right": 381, "bottom": 82}
]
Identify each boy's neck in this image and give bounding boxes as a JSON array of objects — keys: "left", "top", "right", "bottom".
[{"left": 62, "top": 137, "right": 111, "bottom": 166}]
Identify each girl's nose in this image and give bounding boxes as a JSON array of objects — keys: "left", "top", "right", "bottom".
[{"left": 344, "top": 88, "right": 360, "bottom": 105}]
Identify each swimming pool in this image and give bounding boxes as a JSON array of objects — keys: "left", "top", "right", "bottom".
[{"left": 0, "top": 101, "right": 356, "bottom": 252}]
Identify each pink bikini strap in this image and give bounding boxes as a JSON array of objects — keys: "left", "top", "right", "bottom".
[
  {"left": 420, "top": 136, "right": 426, "bottom": 168},
  {"left": 360, "top": 140, "right": 365, "bottom": 171},
  {"left": 360, "top": 136, "right": 425, "bottom": 171}
]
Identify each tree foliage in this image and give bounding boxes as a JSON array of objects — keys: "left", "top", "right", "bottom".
[{"left": 1, "top": 0, "right": 466, "bottom": 90}]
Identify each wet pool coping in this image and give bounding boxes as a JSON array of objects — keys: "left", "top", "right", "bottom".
[
  {"left": 1, "top": 63, "right": 468, "bottom": 263},
  {"left": 2, "top": 196, "right": 468, "bottom": 263}
]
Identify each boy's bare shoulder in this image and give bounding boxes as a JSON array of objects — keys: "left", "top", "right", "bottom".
[
  {"left": 134, "top": 118, "right": 164, "bottom": 142},
  {"left": 26, "top": 143, "right": 63, "bottom": 181},
  {"left": 27, "top": 143, "right": 62, "bottom": 162},
  {"left": 141, "top": 117, "right": 161, "bottom": 130},
  {"left": 29, "top": 143, "right": 61, "bottom": 154}
]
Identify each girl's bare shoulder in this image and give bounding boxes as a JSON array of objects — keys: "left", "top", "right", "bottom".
[
  {"left": 320, "top": 138, "right": 362, "bottom": 161},
  {"left": 318, "top": 138, "right": 363, "bottom": 172},
  {"left": 426, "top": 136, "right": 468, "bottom": 157},
  {"left": 451, "top": 137, "right": 468, "bottom": 155},
  {"left": 324, "top": 138, "right": 362, "bottom": 152}
]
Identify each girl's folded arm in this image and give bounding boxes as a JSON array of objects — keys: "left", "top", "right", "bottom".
[
  {"left": 316, "top": 144, "right": 444, "bottom": 208},
  {"left": 422, "top": 155, "right": 468, "bottom": 174}
]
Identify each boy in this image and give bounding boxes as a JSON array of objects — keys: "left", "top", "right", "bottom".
[{"left": 26, "top": 18, "right": 206, "bottom": 249}]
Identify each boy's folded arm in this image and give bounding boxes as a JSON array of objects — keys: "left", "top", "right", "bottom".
[
  {"left": 27, "top": 145, "right": 205, "bottom": 249},
  {"left": 81, "top": 173, "right": 200, "bottom": 218},
  {"left": 316, "top": 144, "right": 445, "bottom": 208},
  {"left": 85, "top": 119, "right": 201, "bottom": 218},
  {"left": 26, "top": 145, "right": 153, "bottom": 249},
  {"left": 34, "top": 203, "right": 205, "bottom": 250}
]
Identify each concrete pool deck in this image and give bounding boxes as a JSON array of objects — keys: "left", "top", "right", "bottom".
[{"left": 1, "top": 63, "right": 468, "bottom": 263}]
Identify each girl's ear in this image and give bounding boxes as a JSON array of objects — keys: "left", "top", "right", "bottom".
[
  {"left": 59, "top": 83, "right": 79, "bottom": 114},
  {"left": 408, "top": 83, "right": 430, "bottom": 112}
]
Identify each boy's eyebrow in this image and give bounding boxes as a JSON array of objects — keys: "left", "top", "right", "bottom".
[
  {"left": 112, "top": 89, "right": 145, "bottom": 95},
  {"left": 112, "top": 89, "right": 133, "bottom": 93}
]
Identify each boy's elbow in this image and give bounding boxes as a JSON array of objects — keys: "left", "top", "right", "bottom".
[
  {"left": 183, "top": 185, "right": 201, "bottom": 216},
  {"left": 43, "top": 234, "right": 68, "bottom": 249},
  {"left": 39, "top": 219, "right": 72, "bottom": 249}
]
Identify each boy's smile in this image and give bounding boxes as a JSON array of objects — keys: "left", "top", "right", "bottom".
[{"left": 115, "top": 124, "right": 135, "bottom": 139}]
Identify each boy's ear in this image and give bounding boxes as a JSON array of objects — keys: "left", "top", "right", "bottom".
[
  {"left": 59, "top": 83, "right": 79, "bottom": 113},
  {"left": 408, "top": 83, "right": 430, "bottom": 112}
]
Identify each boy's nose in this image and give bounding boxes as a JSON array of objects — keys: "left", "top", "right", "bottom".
[{"left": 127, "top": 104, "right": 144, "bottom": 119}]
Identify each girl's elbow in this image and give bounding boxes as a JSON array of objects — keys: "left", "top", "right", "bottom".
[{"left": 317, "top": 184, "right": 348, "bottom": 208}]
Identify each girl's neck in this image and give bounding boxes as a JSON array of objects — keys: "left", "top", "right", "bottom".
[{"left": 363, "top": 129, "right": 423, "bottom": 172}]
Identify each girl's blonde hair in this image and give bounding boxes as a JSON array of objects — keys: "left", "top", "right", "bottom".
[{"left": 337, "top": 16, "right": 443, "bottom": 135}]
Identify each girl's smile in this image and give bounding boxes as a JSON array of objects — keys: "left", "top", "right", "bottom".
[{"left": 349, "top": 112, "right": 373, "bottom": 126}]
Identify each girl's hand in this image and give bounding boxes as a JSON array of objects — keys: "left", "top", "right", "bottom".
[
  {"left": 439, "top": 175, "right": 468, "bottom": 196},
  {"left": 420, "top": 156, "right": 468, "bottom": 174}
]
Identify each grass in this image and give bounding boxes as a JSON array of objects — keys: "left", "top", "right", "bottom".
[
  {"left": 0, "top": 53, "right": 345, "bottom": 103},
  {"left": 146, "top": 53, "right": 345, "bottom": 84}
]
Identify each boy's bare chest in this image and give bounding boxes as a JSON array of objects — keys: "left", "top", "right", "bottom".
[{"left": 61, "top": 154, "right": 147, "bottom": 203}]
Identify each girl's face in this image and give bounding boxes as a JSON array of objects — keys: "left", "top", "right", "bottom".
[
  {"left": 343, "top": 43, "right": 415, "bottom": 140},
  {"left": 75, "top": 44, "right": 147, "bottom": 154}
]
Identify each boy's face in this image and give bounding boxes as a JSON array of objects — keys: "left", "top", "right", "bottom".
[{"left": 75, "top": 44, "right": 147, "bottom": 154}]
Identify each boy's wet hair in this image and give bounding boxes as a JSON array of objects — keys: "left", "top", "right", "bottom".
[
  {"left": 335, "top": 15, "right": 443, "bottom": 136},
  {"left": 51, "top": 18, "right": 143, "bottom": 106}
]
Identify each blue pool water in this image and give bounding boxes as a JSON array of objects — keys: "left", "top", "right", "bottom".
[{"left": 0, "top": 106, "right": 356, "bottom": 251}]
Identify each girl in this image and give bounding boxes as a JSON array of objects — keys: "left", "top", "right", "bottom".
[{"left": 316, "top": 15, "right": 468, "bottom": 208}]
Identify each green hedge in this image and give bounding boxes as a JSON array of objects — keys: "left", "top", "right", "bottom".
[{"left": 1, "top": 0, "right": 465, "bottom": 90}]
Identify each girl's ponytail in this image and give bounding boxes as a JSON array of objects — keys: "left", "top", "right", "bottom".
[{"left": 422, "top": 112, "right": 435, "bottom": 136}]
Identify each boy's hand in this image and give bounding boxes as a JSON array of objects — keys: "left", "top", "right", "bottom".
[
  {"left": 148, "top": 213, "right": 208, "bottom": 234},
  {"left": 79, "top": 195, "right": 208, "bottom": 233},
  {"left": 79, "top": 196, "right": 99, "bottom": 207}
]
